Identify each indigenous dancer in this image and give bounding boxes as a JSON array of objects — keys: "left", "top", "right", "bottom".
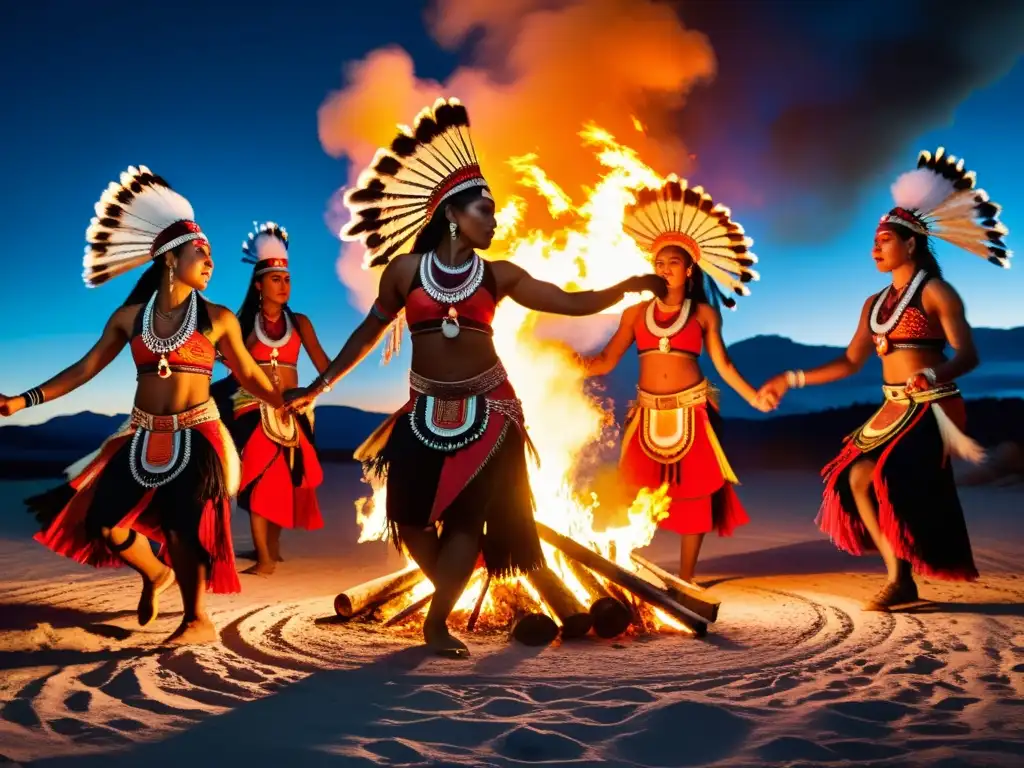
[
  {"left": 0, "top": 166, "right": 284, "bottom": 644},
  {"left": 214, "top": 222, "right": 330, "bottom": 575},
  {"left": 759, "top": 148, "right": 1008, "bottom": 610},
  {"left": 582, "top": 177, "right": 771, "bottom": 582},
  {"left": 284, "top": 97, "right": 666, "bottom": 657}
]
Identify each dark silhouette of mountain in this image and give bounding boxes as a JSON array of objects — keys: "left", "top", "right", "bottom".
[
  {"left": 3, "top": 327, "right": 1022, "bottom": 478},
  {"left": 591, "top": 326, "right": 1024, "bottom": 423}
]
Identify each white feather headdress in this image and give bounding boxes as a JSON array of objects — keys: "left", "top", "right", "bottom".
[
  {"left": 881, "top": 147, "right": 1010, "bottom": 268},
  {"left": 83, "top": 166, "right": 206, "bottom": 287},
  {"left": 241, "top": 221, "right": 289, "bottom": 276},
  {"left": 623, "top": 175, "right": 759, "bottom": 309},
  {"left": 341, "top": 97, "right": 490, "bottom": 267}
]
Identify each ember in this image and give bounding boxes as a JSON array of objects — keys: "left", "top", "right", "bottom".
[{"left": 348, "top": 125, "right": 725, "bottom": 644}]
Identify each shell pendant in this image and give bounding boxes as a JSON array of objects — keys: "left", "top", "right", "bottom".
[
  {"left": 157, "top": 355, "right": 172, "bottom": 379},
  {"left": 658, "top": 337, "right": 671, "bottom": 353},
  {"left": 441, "top": 307, "right": 461, "bottom": 339}
]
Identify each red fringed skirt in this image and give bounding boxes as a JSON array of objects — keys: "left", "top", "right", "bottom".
[
  {"left": 230, "top": 391, "right": 323, "bottom": 531},
  {"left": 26, "top": 400, "right": 241, "bottom": 594},
  {"left": 356, "top": 363, "right": 545, "bottom": 579},
  {"left": 619, "top": 381, "right": 748, "bottom": 536},
  {"left": 818, "top": 383, "right": 982, "bottom": 581}
]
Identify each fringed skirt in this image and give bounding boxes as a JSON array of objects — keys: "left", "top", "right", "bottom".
[
  {"left": 226, "top": 384, "right": 323, "bottom": 531},
  {"left": 619, "top": 380, "right": 749, "bottom": 537},
  {"left": 818, "top": 383, "right": 983, "bottom": 581},
  {"left": 26, "top": 399, "right": 242, "bottom": 594},
  {"left": 355, "top": 362, "right": 545, "bottom": 579}
]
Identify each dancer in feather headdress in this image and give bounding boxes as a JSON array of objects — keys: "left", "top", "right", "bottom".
[
  {"left": 0, "top": 167, "right": 284, "bottom": 645},
  {"left": 582, "top": 176, "right": 772, "bottom": 582},
  {"left": 212, "top": 222, "right": 331, "bottom": 575},
  {"left": 283, "top": 97, "right": 665, "bottom": 657},
  {"left": 760, "top": 148, "right": 1010, "bottom": 609}
]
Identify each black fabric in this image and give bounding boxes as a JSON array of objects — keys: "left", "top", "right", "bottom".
[
  {"left": 833, "top": 405, "right": 977, "bottom": 579},
  {"left": 368, "top": 414, "right": 545, "bottom": 578}
]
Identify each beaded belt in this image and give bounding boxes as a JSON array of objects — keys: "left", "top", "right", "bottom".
[
  {"left": 130, "top": 399, "right": 220, "bottom": 432},
  {"left": 882, "top": 382, "right": 960, "bottom": 404},
  {"left": 635, "top": 380, "right": 713, "bottom": 411},
  {"left": 137, "top": 363, "right": 213, "bottom": 379},
  {"left": 409, "top": 360, "right": 508, "bottom": 399}
]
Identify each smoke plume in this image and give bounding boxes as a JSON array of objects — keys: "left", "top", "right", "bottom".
[{"left": 318, "top": 0, "right": 716, "bottom": 310}]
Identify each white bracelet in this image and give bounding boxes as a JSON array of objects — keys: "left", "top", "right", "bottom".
[
  {"left": 919, "top": 368, "right": 937, "bottom": 385},
  {"left": 785, "top": 369, "right": 806, "bottom": 389}
]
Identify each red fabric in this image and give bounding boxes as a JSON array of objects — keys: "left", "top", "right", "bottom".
[
  {"left": 130, "top": 332, "right": 216, "bottom": 374},
  {"left": 817, "top": 398, "right": 977, "bottom": 581},
  {"left": 33, "top": 420, "right": 241, "bottom": 594},
  {"left": 633, "top": 301, "right": 703, "bottom": 355},
  {"left": 248, "top": 318, "right": 302, "bottom": 365},
  {"left": 405, "top": 284, "right": 496, "bottom": 326},
  {"left": 236, "top": 402, "right": 324, "bottom": 530},
  {"left": 619, "top": 403, "right": 747, "bottom": 536}
]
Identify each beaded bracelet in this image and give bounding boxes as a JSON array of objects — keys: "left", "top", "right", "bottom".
[
  {"left": 785, "top": 370, "right": 806, "bottom": 389},
  {"left": 20, "top": 387, "right": 45, "bottom": 408}
]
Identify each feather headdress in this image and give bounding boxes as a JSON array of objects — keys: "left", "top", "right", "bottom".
[
  {"left": 341, "top": 97, "right": 490, "bottom": 267},
  {"left": 83, "top": 166, "right": 207, "bottom": 287},
  {"left": 623, "top": 175, "right": 759, "bottom": 308},
  {"left": 881, "top": 147, "right": 1010, "bottom": 268},
  {"left": 242, "top": 221, "right": 289, "bottom": 276}
]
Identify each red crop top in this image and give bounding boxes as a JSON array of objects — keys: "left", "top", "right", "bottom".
[
  {"left": 635, "top": 300, "right": 703, "bottom": 357},
  {"left": 403, "top": 255, "right": 498, "bottom": 336},
  {"left": 249, "top": 313, "right": 302, "bottom": 367},
  {"left": 131, "top": 304, "right": 216, "bottom": 379},
  {"left": 869, "top": 273, "right": 945, "bottom": 356}
]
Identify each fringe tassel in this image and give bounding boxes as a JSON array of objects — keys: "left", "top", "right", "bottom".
[
  {"left": 381, "top": 311, "right": 406, "bottom": 365},
  {"left": 931, "top": 403, "right": 986, "bottom": 464}
]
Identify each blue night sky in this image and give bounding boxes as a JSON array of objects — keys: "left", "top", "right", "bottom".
[{"left": 2, "top": 1, "right": 1022, "bottom": 425}]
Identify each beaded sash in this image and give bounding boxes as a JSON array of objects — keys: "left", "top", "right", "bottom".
[
  {"left": 632, "top": 381, "right": 714, "bottom": 464},
  {"left": 851, "top": 382, "right": 960, "bottom": 452},
  {"left": 128, "top": 400, "right": 219, "bottom": 489}
]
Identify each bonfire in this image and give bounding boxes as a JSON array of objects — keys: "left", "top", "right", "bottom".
[{"left": 340, "top": 125, "right": 720, "bottom": 644}]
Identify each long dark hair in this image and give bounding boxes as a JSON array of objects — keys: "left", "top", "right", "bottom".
[
  {"left": 119, "top": 247, "right": 213, "bottom": 334},
  {"left": 410, "top": 186, "right": 487, "bottom": 255},
  {"left": 236, "top": 265, "right": 298, "bottom": 340},
  {"left": 887, "top": 223, "right": 944, "bottom": 280}
]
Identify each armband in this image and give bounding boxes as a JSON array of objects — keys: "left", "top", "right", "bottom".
[
  {"left": 369, "top": 301, "right": 396, "bottom": 323},
  {"left": 20, "top": 387, "right": 45, "bottom": 408}
]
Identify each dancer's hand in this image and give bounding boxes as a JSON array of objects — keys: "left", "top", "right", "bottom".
[
  {"left": 284, "top": 386, "right": 317, "bottom": 413},
  {"left": 904, "top": 370, "right": 934, "bottom": 395},
  {"left": 757, "top": 374, "right": 789, "bottom": 406},
  {"left": 749, "top": 390, "right": 777, "bottom": 413},
  {"left": 0, "top": 394, "right": 25, "bottom": 417},
  {"left": 622, "top": 274, "right": 668, "bottom": 299}
]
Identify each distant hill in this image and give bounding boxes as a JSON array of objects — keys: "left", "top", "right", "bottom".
[
  {"left": 3, "top": 327, "right": 1022, "bottom": 478},
  {"left": 591, "top": 326, "right": 1024, "bottom": 423}
]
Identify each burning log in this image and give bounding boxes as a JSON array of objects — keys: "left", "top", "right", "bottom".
[
  {"left": 561, "top": 556, "right": 632, "bottom": 639},
  {"left": 526, "top": 566, "right": 593, "bottom": 639},
  {"left": 536, "top": 522, "right": 708, "bottom": 636},
  {"left": 383, "top": 592, "right": 433, "bottom": 627},
  {"left": 630, "top": 553, "right": 720, "bottom": 623},
  {"left": 510, "top": 611, "right": 560, "bottom": 646},
  {"left": 334, "top": 565, "right": 425, "bottom": 618},
  {"left": 466, "top": 572, "right": 491, "bottom": 632}
]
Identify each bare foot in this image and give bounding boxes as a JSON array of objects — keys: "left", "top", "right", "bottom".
[
  {"left": 163, "top": 616, "right": 218, "bottom": 646},
  {"left": 424, "top": 620, "right": 469, "bottom": 659},
  {"left": 241, "top": 561, "right": 276, "bottom": 576},
  {"left": 138, "top": 567, "right": 176, "bottom": 627}
]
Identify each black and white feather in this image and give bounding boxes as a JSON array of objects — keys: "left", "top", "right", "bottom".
[
  {"left": 623, "top": 175, "right": 759, "bottom": 308},
  {"left": 341, "top": 97, "right": 487, "bottom": 267},
  {"left": 83, "top": 166, "right": 196, "bottom": 287},
  {"left": 888, "top": 147, "right": 1011, "bottom": 269},
  {"left": 241, "top": 221, "right": 289, "bottom": 265}
]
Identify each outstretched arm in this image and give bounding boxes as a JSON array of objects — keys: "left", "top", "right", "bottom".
[
  {"left": 700, "top": 305, "right": 766, "bottom": 409},
  {"left": 0, "top": 307, "right": 132, "bottom": 417},
  {"left": 758, "top": 296, "right": 874, "bottom": 402},
  {"left": 493, "top": 262, "right": 666, "bottom": 317},
  {"left": 581, "top": 305, "right": 639, "bottom": 376},
  {"left": 214, "top": 308, "right": 284, "bottom": 409},
  {"left": 921, "top": 279, "right": 979, "bottom": 383},
  {"left": 294, "top": 313, "right": 332, "bottom": 374}
]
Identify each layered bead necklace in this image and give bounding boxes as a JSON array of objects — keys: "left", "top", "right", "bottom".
[
  {"left": 645, "top": 297, "right": 692, "bottom": 353},
  {"left": 255, "top": 311, "right": 293, "bottom": 386},
  {"left": 869, "top": 269, "right": 927, "bottom": 355},
  {"left": 419, "top": 250, "right": 485, "bottom": 339},
  {"left": 142, "top": 290, "right": 198, "bottom": 378}
]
